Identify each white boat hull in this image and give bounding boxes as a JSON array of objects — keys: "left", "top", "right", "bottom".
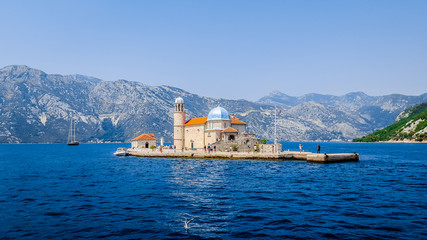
[
  {"left": 114, "top": 148, "right": 129, "bottom": 156},
  {"left": 114, "top": 152, "right": 128, "bottom": 156}
]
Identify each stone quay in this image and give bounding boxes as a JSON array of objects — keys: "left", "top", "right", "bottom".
[{"left": 127, "top": 148, "right": 359, "bottom": 163}]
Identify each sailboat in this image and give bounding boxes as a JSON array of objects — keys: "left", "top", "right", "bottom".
[{"left": 67, "top": 119, "right": 79, "bottom": 145}]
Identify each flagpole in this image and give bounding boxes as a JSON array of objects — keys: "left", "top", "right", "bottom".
[{"left": 274, "top": 105, "right": 277, "bottom": 141}]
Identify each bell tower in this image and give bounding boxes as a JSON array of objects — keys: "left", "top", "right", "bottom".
[{"left": 173, "top": 97, "right": 185, "bottom": 150}]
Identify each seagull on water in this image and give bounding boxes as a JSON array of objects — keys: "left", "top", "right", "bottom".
[{"left": 184, "top": 218, "right": 194, "bottom": 230}]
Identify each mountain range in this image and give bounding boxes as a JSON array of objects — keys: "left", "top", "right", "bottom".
[
  {"left": 353, "top": 103, "right": 427, "bottom": 142},
  {"left": 1, "top": 65, "right": 426, "bottom": 143}
]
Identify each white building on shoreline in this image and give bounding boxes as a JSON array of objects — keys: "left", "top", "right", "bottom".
[{"left": 173, "top": 97, "right": 248, "bottom": 150}]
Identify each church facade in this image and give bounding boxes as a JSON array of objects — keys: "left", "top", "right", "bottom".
[{"left": 173, "top": 97, "right": 247, "bottom": 150}]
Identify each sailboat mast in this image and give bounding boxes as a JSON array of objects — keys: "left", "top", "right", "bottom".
[
  {"left": 68, "top": 119, "right": 72, "bottom": 143},
  {"left": 73, "top": 120, "right": 76, "bottom": 142}
]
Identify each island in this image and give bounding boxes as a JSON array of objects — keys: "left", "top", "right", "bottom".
[{"left": 127, "top": 97, "right": 359, "bottom": 163}]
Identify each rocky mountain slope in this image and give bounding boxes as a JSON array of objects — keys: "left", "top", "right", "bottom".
[
  {"left": 0, "top": 65, "right": 264, "bottom": 143},
  {"left": 1, "top": 65, "right": 425, "bottom": 143},
  {"left": 353, "top": 103, "right": 427, "bottom": 142},
  {"left": 258, "top": 91, "right": 427, "bottom": 130}
]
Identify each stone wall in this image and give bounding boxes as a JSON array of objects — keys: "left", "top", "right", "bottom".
[
  {"left": 131, "top": 139, "right": 156, "bottom": 148},
  {"left": 184, "top": 124, "right": 204, "bottom": 149},
  {"left": 210, "top": 133, "right": 281, "bottom": 152}
]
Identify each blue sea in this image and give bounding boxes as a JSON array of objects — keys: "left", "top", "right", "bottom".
[{"left": 0, "top": 142, "right": 426, "bottom": 239}]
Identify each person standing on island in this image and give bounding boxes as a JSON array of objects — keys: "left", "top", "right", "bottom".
[
  {"left": 317, "top": 145, "right": 321, "bottom": 154},
  {"left": 299, "top": 144, "right": 303, "bottom": 153}
]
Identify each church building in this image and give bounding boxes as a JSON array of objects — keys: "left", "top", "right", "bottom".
[{"left": 173, "top": 97, "right": 247, "bottom": 150}]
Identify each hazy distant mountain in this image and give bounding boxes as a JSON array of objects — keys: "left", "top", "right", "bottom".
[
  {"left": 1, "top": 65, "right": 426, "bottom": 143},
  {"left": 258, "top": 91, "right": 427, "bottom": 130}
]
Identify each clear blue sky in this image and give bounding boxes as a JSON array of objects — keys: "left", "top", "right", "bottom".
[{"left": 1, "top": 0, "right": 426, "bottom": 100}]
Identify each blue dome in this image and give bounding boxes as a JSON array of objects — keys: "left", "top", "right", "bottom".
[{"left": 207, "top": 106, "right": 231, "bottom": 121}]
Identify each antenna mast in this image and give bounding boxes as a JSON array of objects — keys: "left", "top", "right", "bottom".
[{"left": 274, "top": 105, "right": 277, "bottom": 140}]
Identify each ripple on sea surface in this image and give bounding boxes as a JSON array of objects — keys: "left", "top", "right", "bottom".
[{"left": 1, "top": 143, "right": 427, "bottom": 239}]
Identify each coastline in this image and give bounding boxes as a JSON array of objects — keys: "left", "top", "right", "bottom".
[{"left": 383, "top": 140, "right": 427, "bottom": 143}]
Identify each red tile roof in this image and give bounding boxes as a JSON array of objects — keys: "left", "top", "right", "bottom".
[
  {"left": 231, "top": 116, "right": 246, "bottom": 125},
  {"left": 132, "top": 133, "right": 156, "bottom": 141},
  {"left": 185, "top": 116, "right": 208, "bottom": 126},
  {"left": 222, "top": 127, "right": 239, "bottom": 133},
  {"left": 184, "top": 116, "right": 246, "bottom": 126}
]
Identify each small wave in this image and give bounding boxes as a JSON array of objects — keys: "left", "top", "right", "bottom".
[
  {"left": 288, "top": 223, "right": 315, "bottom": 230},
  {"left": 342, "top": 212, "right": 377, "bottom": 219},
  {"left": 118, "top": 228, "right": 141, "bottom": 235},
  {"left": 22, "top": 232, "right": 36, "bottom": 237},
  {"left": 139, "top": 228, "right": 162, "bottom": 234},
  {"left": 375, "top": 226, "right": 403, "bottom": 232},
  {"left": 342, "top": 197, "right": 357, "bottom": 201},
  {"left": 123, "top": 207, "right": 137, "bottom": 210},
  {"left": 268, "top": 218, "right": 292, "bottom": 225},
  {"left": 165, "top": 231, "right": 187, "bottom": 238},
  {"left": 71, "top": 193, "right": 85, "bottom": 197},
  {"left": 241, "top": 208, "right": 261, "bottom": 214},
  {"left": 44, "top": 212, "right": 67, "bottom": 217},
  {"left": 248, "top": 195, "right": 271, "bottom": 201},
  {"left": 218, "top": 196, "right": 230, "bottom": 200},
  {"left": 390, "top": 211, "right": 414, "bottom": 217},
  {"left": 338, "top": 223, "right": 372, "bottom": 230},
  {"left": 139, "top": 219, "right": 157, "bottom": 223},
  {"left": 322, "top": 232, "right": 340, "bottom": 239},
  {"left": 72, "top": 226, "right": 96, "bottom": 233},
  {"left": 96, "top": 228, "right": 148, "bottom": 238},
  {"left": 78, "top": 204, "right": 94, "bottom": 210},
  {"left": 21, "top": 198, "right": 37, "bottom": 202},
  {"left": 234, "top": 215, "right": 265, "bottom": 221},
  {"left": 231, "top": 231, "right": 270, "bottom": 238}
]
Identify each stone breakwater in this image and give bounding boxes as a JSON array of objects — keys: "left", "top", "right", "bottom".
[{"left": 127, "top": 149, "right": 359, "bottom": 163}]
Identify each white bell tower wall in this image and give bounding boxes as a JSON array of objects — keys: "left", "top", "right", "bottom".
[{"left": 173, "top": 99, "right": 185, "bottom": 150}]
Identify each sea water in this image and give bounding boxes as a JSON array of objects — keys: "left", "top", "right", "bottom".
[{"left": 0, "top": 142, "right": 426, "bottom": 239}]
